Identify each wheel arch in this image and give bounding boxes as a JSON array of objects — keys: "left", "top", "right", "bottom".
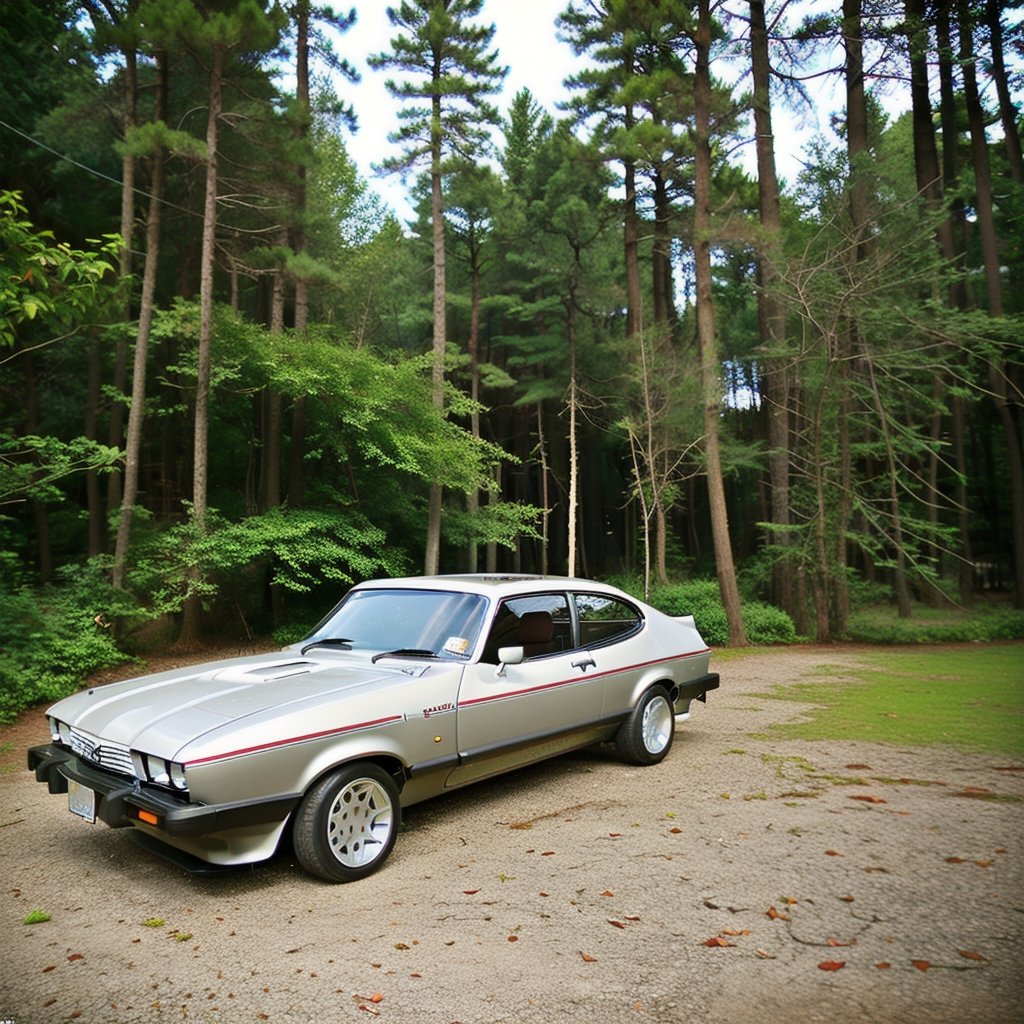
[{"left": 302, "top": 752, "right": 407, "bottom": 801}]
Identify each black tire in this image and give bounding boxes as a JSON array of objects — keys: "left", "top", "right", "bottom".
[
  {"left": 614, "top": 685, "right": 675, "bottom": 766},
  {"left": 293, "top": 762, "right": 400, "bottom": 882}
]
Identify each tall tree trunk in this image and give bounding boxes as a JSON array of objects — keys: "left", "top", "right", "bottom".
[
  {"left": 959, "top": 0, "right": 1024, "bottom": 608},
  {"left": 566, "top": 301, "right": 579, "bottom": 578},
  {"left": 750, "top": 0, "right": 794, "bottom": 618},
  {"left": 105, "top": 44, "right": 138, "bottom": 523},
  {"left": 178, "top": 42, "right": 224, "bottom": 648},
  {"left": 651, "top": 167, "right": 673, "bottom": 329},
  {"left": 424, "top": 91, "right": 446, "bottom": 575},
  {"left": 841, "top": 0, "right": 888, "bottom": 623},
  {"left": 623, "top": 97, "right": 643, "bottom": 338},
  {"left": 984, "top": 0, "right": 1023, "bottom": 184},
  {"left": 936, "top": 2, "right": 972, "bottom": 600},
  {"left": 695, "top": 0, "right": 746, "bottom": 646},
  {"left": 466, "top": 244, "right": 482, "bottom": 571},
  {"left": 288, "top": 0, "right": 311, "bottom": 509},
  {"left": 113, "top": 49, "right": 167, "bottom": 590}
]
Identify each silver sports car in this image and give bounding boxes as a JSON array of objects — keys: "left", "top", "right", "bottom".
[{"left": 28, "top": 574, "right": 719, "bottom": 882}]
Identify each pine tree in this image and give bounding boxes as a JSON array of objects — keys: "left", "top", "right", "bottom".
[{"left": 370, "top": 0, "right": 506, "bottom": 574}]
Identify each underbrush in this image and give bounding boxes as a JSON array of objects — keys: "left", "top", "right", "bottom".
[
  {"left": 0, "top": 561, "right": 136, "bottom": 724},
  {"left": 845, "top": 603, "right": 1024, "bottom": 644},
  {"left": 618, "top": 578, "right": 799, "bottom": 647}
]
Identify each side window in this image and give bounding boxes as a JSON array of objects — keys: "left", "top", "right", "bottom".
[
  {"left": 481, "top": 593, "right": 573, "bottom": 663},
  {"left": 573, "top": 592, "right": 642, "bottom": 648}
]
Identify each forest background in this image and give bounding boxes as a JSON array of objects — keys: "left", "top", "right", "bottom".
[{"left": 1, "top": 0, "right": 1022, "bottom": 723}]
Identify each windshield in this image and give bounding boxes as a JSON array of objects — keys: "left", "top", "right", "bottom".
[{"left": 302, "top": 588, "right": 488, "bottom": 660}]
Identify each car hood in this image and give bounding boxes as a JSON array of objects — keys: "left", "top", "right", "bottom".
[{"left": 47, "top": 651, "right": 427, "bottom": 759}]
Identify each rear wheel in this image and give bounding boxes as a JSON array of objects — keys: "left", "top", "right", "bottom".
[
  {"left": 293, "top": 763, "right": 400, "bottom": 882},
  {"left": 615, "top": 685, "right": 675, "bottom": 765}
]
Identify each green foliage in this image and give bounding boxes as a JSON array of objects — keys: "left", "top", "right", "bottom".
[
  {"left": 0, "top": 191, "right": 121, "bottom": 348},
  {"left": 125, "top": 505, "right": 409, "bottom": 617},
  {"left": 0, "top": 432, "right": 122, "bottom": 506},
  {"left": 625, "top": 578, "right": 799, "bottom": 647},
  {"left": 0, "top": 560, "right": 134, "bottom": 724},
  {"left": 845, "top": 605, "right": 1024, "bottom": 644},
  {"left": 22, "top": 910, "right": 52, "bottom": 925}
]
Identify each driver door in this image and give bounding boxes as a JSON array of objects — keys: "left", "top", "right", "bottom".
[{"left": 446, "top": 592, "right": 606, "bottom": 787}]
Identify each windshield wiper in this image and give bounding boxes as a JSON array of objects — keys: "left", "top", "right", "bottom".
[
  {"left": 300, "top": 637, "right": 353, "bottom": 656},
  {"left": 371, "top": 648, "right": 438, "bottom": 664}
]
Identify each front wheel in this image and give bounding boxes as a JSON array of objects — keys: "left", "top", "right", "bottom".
[
  {"left": 293, "top": 763, "right": 400, "bottom": 882},
  {"left": 615, "top": 685, "right": 675, "bottom": 765}
]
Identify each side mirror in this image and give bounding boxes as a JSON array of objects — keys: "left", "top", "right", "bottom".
[{"left": 495, "top": 645, "right": 524, "bottom": 677}]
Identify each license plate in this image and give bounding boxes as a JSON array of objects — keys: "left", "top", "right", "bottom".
[{"left": 68, "top": 780, "right": 96, "bottom": 823}]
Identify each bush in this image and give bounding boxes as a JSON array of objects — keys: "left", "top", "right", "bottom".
[
  {"left": 742, "top": 601, "right": 799, "bottom": 644},
  {"left": 0, "top": 561, "right": 135, "bottom": 724},
  {"left": 640, "top": 579, "right": 797, "bottom": 647},
  {"left": 845, "top": 606, "right": 1024, "bottom": 644},
  {"left": 647, "top": 580, "right": 731, "bottom": 645}
]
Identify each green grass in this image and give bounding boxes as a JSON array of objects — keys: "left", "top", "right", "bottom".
[{"left": 754, "top": 645, "right": 1024, "bottom": 757}]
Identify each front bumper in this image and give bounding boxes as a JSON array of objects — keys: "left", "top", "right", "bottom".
[{"left": 27, "top": 743, "right": 299, "bottom": 839}]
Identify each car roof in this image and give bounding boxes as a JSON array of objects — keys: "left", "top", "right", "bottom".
[{"left": 352, "top": 574, "right": 626, "bottom": 600}]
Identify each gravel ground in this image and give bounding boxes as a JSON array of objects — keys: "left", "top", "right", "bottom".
[{"left": 1, "top": 644, "right": 1022, "bottom": 1024}]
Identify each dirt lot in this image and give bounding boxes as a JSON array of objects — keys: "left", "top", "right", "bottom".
[{"left": 1, "top": 644, "right": 1022, "bottom": 1024}]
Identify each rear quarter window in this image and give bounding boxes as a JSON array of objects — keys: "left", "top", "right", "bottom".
[{"left": 573, "top": 593, "right": 643, "bottom": 647}]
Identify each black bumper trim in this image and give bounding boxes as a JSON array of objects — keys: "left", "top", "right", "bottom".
[
  {"left": 678, "top": 671, "right": 720, "bottom": 703},
  {"left": 28, "top": 744, "right": 300, "bottom": 838}
]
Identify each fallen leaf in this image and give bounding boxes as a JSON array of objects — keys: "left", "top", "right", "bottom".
[
  {"left": 370, "top": 993, "right": 383, "bottom": 1004},
  {"left": 539, "top": 892, "right": 550, "bottom": 897},
  {"left": 601, "top": 890, "right": 615, "bottom": 897},
  {"left": 608, "top": 920, "right": 626, "bottom": 929},
  {"left": 850, "top": 795, "right": 886, "bottom": 804},
  {"left": 957, "top": 950, "right": 988, "bottom": 962},
  {"left": 624, "top": 915, "right": 641, "bottom": 922},
  {"left": 912, "top": 960, "right": 930, "bottom": 972},
  {"left": 826, "top": 938, "right": 851, "bottom": 947},
  {"left": 541, "top": 851, "right": 555, "bottom": 856},
  {"left": 721, "top": 928, "right": 749, "bottom": 936},
  {"left": 67, "top": 953, "right": 84, "bottom": 962},
  {"left": 839, "top": 895, "right": 855, "bottom": 903},
  {"left": 818, "top": 961, "right": 845, "bottom": 971},
  {"left": 462, "top": 890, "right": 479, "bottom": 895},
  {"left": 393, "top": 943, "right": 410, "bottom": 951},
  {"left": 846, "top": 764, "right": 872, "bottom": 770},
  {"left": 704, "top": 936, "right": 735, "bottom": 947},
  {"left": 609, "top": 833, "right": 622, "bottom": 837},
  {"left": 825, "top": 849, "right": 842, "bottom": 857},
  {"left": 42, "top": 965, "right": 56, "bottom": 974},
  {"left": 669, "top": 827, "right": 682, "bottom": 834},
  {"left": 875, "top": 962, "right": 891, "bottom": 970},
  {"left": 581, "top": 952, "right": 597, "bottom": 963},
  {"left": 945, "top": 857, "right": 966, "bottom": 864},
  {"left": 766, "top": 907, "right": 790, "bottom": 921},
  {"left": 507, "top": 935, "right": 519, "bottom": 943},
  {"left": 974, "top": 860, "right": 993, "bottom": 868},
  {"left": 755, "top": 949, "right": 775, "bottom": 959}
]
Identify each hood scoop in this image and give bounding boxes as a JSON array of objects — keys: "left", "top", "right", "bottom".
[{"left": 212, "top": 660, "right": 317, "bottom": 684}]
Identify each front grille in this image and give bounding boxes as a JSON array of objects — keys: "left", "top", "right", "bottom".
[{"left": 69, "top": 727, "right": 136, "bottom": 778}]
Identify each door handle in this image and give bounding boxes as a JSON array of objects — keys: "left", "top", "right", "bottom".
[{"left": 572, "top": 655, "right": 596, "bottom": 673}]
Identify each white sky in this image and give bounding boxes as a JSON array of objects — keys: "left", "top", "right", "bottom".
[
  {"left": 332, "top": 1, "right": 902, "bottom": 222},
  {"left": 338, "top": 0, "right": 590, "bottom": 220}
]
